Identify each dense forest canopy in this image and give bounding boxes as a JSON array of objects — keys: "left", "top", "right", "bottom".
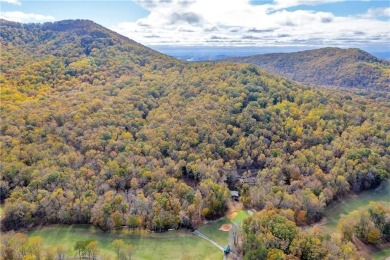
[
  {"left": 226, "top": 47, "right": 390, "bottom": 91},
  {"left": 0, "top": 18, "right": 389, "bottom": 246}
]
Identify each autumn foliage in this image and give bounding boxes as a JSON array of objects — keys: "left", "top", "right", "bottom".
[{"left": 0, "top": 19, "right": 389, "bottom": 238}]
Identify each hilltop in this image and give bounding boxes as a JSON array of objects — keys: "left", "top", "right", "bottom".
[{"left": 226, "top": 47, "right": 390, "bottom": 90}]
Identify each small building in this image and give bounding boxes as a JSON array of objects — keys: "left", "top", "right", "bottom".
[
  {"left": 224, "top": 245, "right": 230, "bottom": 254},
  {"left": 239, "top": 177, "right": 256, "bottom": 186},
  {"left": 231, "top": 190, "right": 239, "bottom": 201}
]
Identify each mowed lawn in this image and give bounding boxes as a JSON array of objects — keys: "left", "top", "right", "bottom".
[
  {"left": 231, "top": 210, "right": 249, "bottom": 224},
  {"left": 197, "top": 218, "right": 230, "bottom": 246},
  {"left": 197, "top": 210, "right": 250, "bottom": 246},
  {"left": 27, "top": 225, "right": 222, "bottom": 260}
]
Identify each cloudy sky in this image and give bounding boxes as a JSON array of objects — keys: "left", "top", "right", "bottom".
[{"left": 1, "top": 0, "right": 389, "bottom": 51}]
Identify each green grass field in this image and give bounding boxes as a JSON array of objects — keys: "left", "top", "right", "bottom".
[
  {"left": 27, "top": 225, "right": 222, "bottom": 260},
  {"left": 197, "top": 210, "right": 250, "bottom": 247},
  {"left": 231, "top": 210, "right": 249, "bottom": 224},
  {"left": 197, "top": 218, "right": 230, "bottom": 246}
]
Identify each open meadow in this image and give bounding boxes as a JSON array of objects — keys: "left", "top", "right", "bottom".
[{"left": 27, "top": 225, "right": 222, "bottom": 260}]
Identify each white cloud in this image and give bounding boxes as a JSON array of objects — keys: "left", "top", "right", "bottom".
[
  {"left": 0, "top": 0, "right": 21, "bottom": 6},
  {"left": 111, "top": 0, "right": 390, "bottom": 48},
  {"left": 359, "top": 7, "right": 390, "bottom": 18},
  {"left": 0, "top": 11, "right": 55, "bottom": 23},
  {"left": 270, "top": 0, "right": 344, "bottom": 9}
]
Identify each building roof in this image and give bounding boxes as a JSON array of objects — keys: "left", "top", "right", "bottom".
[{"left": 231, "top": 190, "right": 239, "bottom": 197}]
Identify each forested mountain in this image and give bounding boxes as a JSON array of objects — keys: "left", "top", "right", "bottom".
[
  {"left": 1, "top": 19, "right": 389, "bottom": 258},
  {"left": 226, "top": 47, "right": 390, "bottom": 90}
]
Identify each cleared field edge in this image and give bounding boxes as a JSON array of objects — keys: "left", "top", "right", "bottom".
[{"left": 26, "top": 224, "right": 223, "bottom": 260}]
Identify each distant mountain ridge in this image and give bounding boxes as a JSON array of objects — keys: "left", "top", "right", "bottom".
[{"left": 226, "top": 47, "right": 390, "bottom": 90}]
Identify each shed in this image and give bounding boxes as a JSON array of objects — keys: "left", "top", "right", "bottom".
[{"left": 231, "top": 190, "right": 239, "bottom": 201}]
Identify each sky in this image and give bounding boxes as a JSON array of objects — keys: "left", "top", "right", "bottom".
[{"left": 1, "top": 0, "right": 389, "bottom": 51}]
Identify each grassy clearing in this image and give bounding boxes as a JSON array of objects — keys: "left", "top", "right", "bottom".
[
  {"left": 198, "top": 218, "right": 231, "bottom": 246},
  {"left": 231, "top": 210, "right": 249, "bottom": 224},
  {"left": 27, "top": 225, "right": 222, "bottom": 260},
  {"left": 197, "top": 210, "right": 250, "bottom": 247}
]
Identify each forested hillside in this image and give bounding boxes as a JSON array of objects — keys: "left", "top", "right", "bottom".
[
  {"left": 1, "top": 18, "right": 389, "bottom": 248},
  {"left": 226, "top": 47, "right": 390, "bottom": 91}
]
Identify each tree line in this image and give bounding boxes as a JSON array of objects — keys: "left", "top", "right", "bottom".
[{"left": 0, "top": 232, "right": 133, "bottom": 260}]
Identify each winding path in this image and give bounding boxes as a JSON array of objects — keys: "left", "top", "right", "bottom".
[
  {"left": 192, "top": 230, "right": 224, "bottom": 251},
  {"left": 192, "top": 230, "right": 227, "bottom": 259}
]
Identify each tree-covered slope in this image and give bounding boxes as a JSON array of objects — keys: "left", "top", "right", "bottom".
[
  {"left": 0, "top": 19, "right": 389, "bottom": 238},
  {"left": 226, "top": 47, "right": 390, "bottom": 90}
]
